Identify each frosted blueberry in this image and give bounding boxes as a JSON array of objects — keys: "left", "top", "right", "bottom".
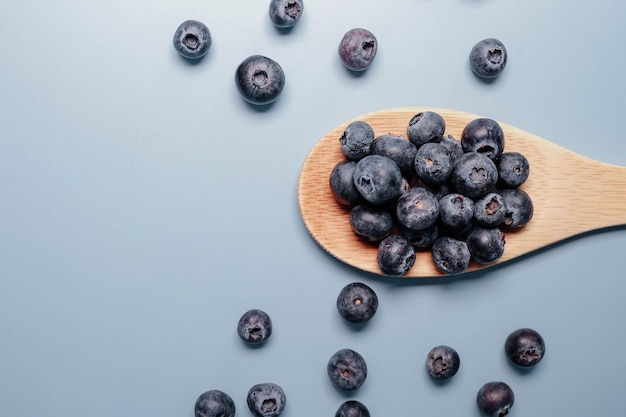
[
  {"left": 469, "top": 38, "right": 508, "bottom": 79},
  {"left": 173, "top": 20, "right": 212, "bottom": 60},
  {"left": 338, "top": 28, "right": 378, "bottom": 71},
  {"left": 269, "top": 0, "right": 303, "bottom": 28},
  {"left": 235, "top": 55, "right": 285, "bottom": 105}
]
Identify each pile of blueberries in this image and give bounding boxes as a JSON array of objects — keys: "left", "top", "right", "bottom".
[
  {"left": 194, "top": 283, "right": 546, "bottom": 417},
  {"left": 329, "top": 111, "right": 533, "bottom": 275}
]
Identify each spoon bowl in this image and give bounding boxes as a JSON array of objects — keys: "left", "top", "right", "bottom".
[{"left": 297, "top": 107, "right": 626, "bottom": 277}]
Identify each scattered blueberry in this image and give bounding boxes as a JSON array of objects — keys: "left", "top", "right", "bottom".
[
  {"left": 473, "top": 192, "right": 507, "bottom": 227},
  {"left": 340, "top": 121, "right": 376, "bottom": 161},
  {"left": 194, "top": 389, "right": 236, "bottom": 417},
  {"left": 395, "top": 187, "right": 439, "bottom": 231},
  {"left": 407, "top": 111, "right": 446, "bottom": 147},
  {"left": 431, "top": 236, "right": 471, "bottom": 274},
  {"left": 499, "top": 188, "right": 533, "bottom": 229},
  {"left": 269, "top": 0, "right": 303, "bottom": 29},
  {"left": 237, "top": 309, "right": 272, "bottom": 344},
  {"left": 425, "top": 345, "right": 461, "bottom": 380},
  {"left": 476, "top": 381, "right": 514, "bottom": 417},
  {"left": 235, "top": 55, "right": 285, "bottom": 105},
  {"left": 461, "top": 118, "right": 505, "bottom": 160},
  {"left": 414, "top": 142, "right": 453, "bottom": 186},
  {"left": 338, "top": 28, "right": 378, "bottom": 71},
  {"left": 497, "top": 152, "right": 530, "bottom": 188},
  {"left": 335, "top": 400, "right": 370, "bottom": 417},
  {"left": 438, "top": 193, "right": 474, "bottom": 235},
  {"left": 469, "top": 38, "right": 508, "bottom": 79},
  {"left": 466, "top": 226, "right": 505, "bottom": 264},
  {"left": 336, "top": 282, "right": 379, "bottom": 323},
  {"left": 327, "top": 348, "right": 368, "bottom": 390},
  {"left": 247, "top": 383, "right": 287, "bottom": 417},
  {"left": 349, "top": 204, "right": 394, "bottom": 242},
  {"left": 370, "top": 134, "right": 418, "bottom": 177},
  {"left": 353, "top": 155, "right": 404, "bottom": 205},
  {"left": 505, "top": 328, "right": 545, "bottom": 368},
  {"left": 449, "top": 151, "right": 498, "bottom": 199},
  {"left": 330, "top": 161, "right": 364, "bottom": 206},
  {"left": 377, "top": 234, "right": 416, "bottom": 276},
  {"left": 173, "top": 20, "right": 212, "bottom": 60}
]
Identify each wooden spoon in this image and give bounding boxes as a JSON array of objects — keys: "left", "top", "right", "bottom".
[{"left": 297, "top": 107, "right": 626, "bottom": 277}]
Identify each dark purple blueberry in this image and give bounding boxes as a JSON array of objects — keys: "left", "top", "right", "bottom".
[
  {"left": 407, "top": 111, "right": 446, "bottom": 147},
  {"left": 349, "top": 204, "right": 393, "bottom": 242},
  {"left": 431, "top": 237, "right": 471, "bottom": 274},
  {"left": 353, "top": 155, "right": 404, "bottom": 205},
  {"left": 336, "top": 282, "right": 378, "bottom": 323},
  {"left": 269, "top": 0, "right": 303, "bottom": 29},
  {"left": 497, "top": 152, "right": 530, "bottom": 188},
  {"left": 247, "top": 383, "right": 286, "bottom": 417},
  {"left": 330, "top": 161, "right": 363, "bottom": 206},
  {"left": 438, "top": 193, "right": 474, "bottom": 234},
  {"left": 395, "top": 187, "right": 439, "bottom": 231},
  {"left": 449, "top": 152, "right": 498, "bottom": 199},
  {"left": 425, "top": 345, "right": 461, "bottom": 380},
  {"left": 339, "top": 121, "right": 376, "bottom": 161},
  {"left": 505, "top": 328, "right": 545, "bottom": 368},
  {"left": 377, "top": 234, "right": 416, "bottom": 276},
  {"left": 237, "top": 309, "right": 272, "bottom": 344},
  {"left": 327, "top": 348, "right": 368, "bottom": 390},
  {"left": 335, "top": 400, "right": 370, "bottom": 417},
  {"left": 438, "top": 134, "right": 464, "bottom": 163},
  {"left": 173, "top": 20, "right": 212, "bottom": 60},
  {"left": 461, "top": 118, "right": 505, "bottom": 160},
  {"left": 399, "top": 223, "right": 439, "bottom": 248},
  {"left": 370, "top": 134, "right": 418, "bottom": 177},
  {"left": 499, "top": 188, "right": 533, "bottom": 229},
  {"left": 469, "top": 38, "right": 508, "bottom": 79},
  {"left": 414, "top": 142, "right": 453, "bottom": 185},
  {"left": 474, "top": 192, "right": 507, "bottom": 227},
  {"left": 466, "top": 226, "right": 505, "bottom": 264},
  {"left": 338, "top": 28, "right": 378, "bottom": 71},
  {"left": 235, "top": 55, "right": 285, "bottom": 105},
  {"left": 476, "top": 381, "right": 514, "bottom": 417},
  {"left": 194, "top": 390, "right": 236, "bottom": 417}
]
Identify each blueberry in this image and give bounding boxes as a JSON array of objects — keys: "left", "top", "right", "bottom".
[
  {"left": 336, "top": 282, "right": 379, "bottom": 323},
  {"left": 399, "top": 223, "right": 439, "bottom": 248},
  {"left": 235, "top": 55, "right": 285, "bottom": 105},
  {"left": 237, "top": 309, "right": 272, "bottom": 344},
  {"left": 476, "top": 381, "right": 514, "bottom": 417},
  {"left": 425, "top": 345, "right": 461, "bottom": 380},
  {"left": 469, "top": 38, "right": 508, "bottom": 79},
  {"left": 339, "top": 121, "right": 376, "bottom": 161},
  {"left": 370, "top": 134, "right": 418, "bottom": 177},
  {"left": 377, "top": 234, "right": 416, "bottom": 276},
  {"left": 431, "top": 237, "right": 471, "bottom": 274},
  {"left": 395, "top": 187, "right": 440, "bottom": 231},
  {"left": 338, "top": 28, "right": 378, "bottom": 71},
  {"left": 499, "top": 188, "right": 533, "bottom": 229},
  {"left": 173, "top": 20, "right": 212, "bottom": 60},
  {"left": 437, "top": 134, "right": 464, "bottom": 163},
  {"left": 438, "top": 193, "right": 474, "bottom": 235},
  {"left": 497, "top": 152, "right": 530, "bottom": 188},
  {"left": 449, "top": 152, "right": 498, "bottom": 199},
  {"left": 335, "top": 400, "right": 370, "bottom": 417},
  {"left": 414, "top": 142, "right": 453, "bottom": 186},
  {"left": 330, "top": 161, "right": 363, "bottom": 206},
  {"left": 269, "top": 0, "right": 303, "bottom": 29},
  {"left": 194, "top": 390, "right": 236, "bottom": 417},
  {"left": 473, "top": 192, "right": 507, "bottom": 227},
  {"left": 247, "top": 383, "right": 287, "bottom": 417},
  {"left": 504, "top": 328, "right": 545, "bottom": 368},
  {"left": 349, "top": 204, "right": 393, "bottom": 242},
  {"left": 406, "top": 111, "right": 446, "bottom": 147},
  {"left": 466, "top": 226, "right": 505, "bottom": 264},
  {"left": 353, "top": 155, "right": 404, "bottom": 205},
  {"left": 461, "top": 118, "right": 505, "bottom": 160},
  {"left": 327, "top": 348, "right": 368, "bottom": 390}
]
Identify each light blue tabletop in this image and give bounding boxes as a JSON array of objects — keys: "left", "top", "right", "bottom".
[{"left": 1, "top": 1, "right": 625, "bottom": 416}]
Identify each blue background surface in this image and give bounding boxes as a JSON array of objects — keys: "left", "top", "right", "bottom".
[{"left": 1, "top": 1, "right": 625, "bottom": 416}]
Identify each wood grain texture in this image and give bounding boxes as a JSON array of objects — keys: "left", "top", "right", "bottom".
[{"left": 297, "top": 107, "right": 626, "bottom": 277}]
